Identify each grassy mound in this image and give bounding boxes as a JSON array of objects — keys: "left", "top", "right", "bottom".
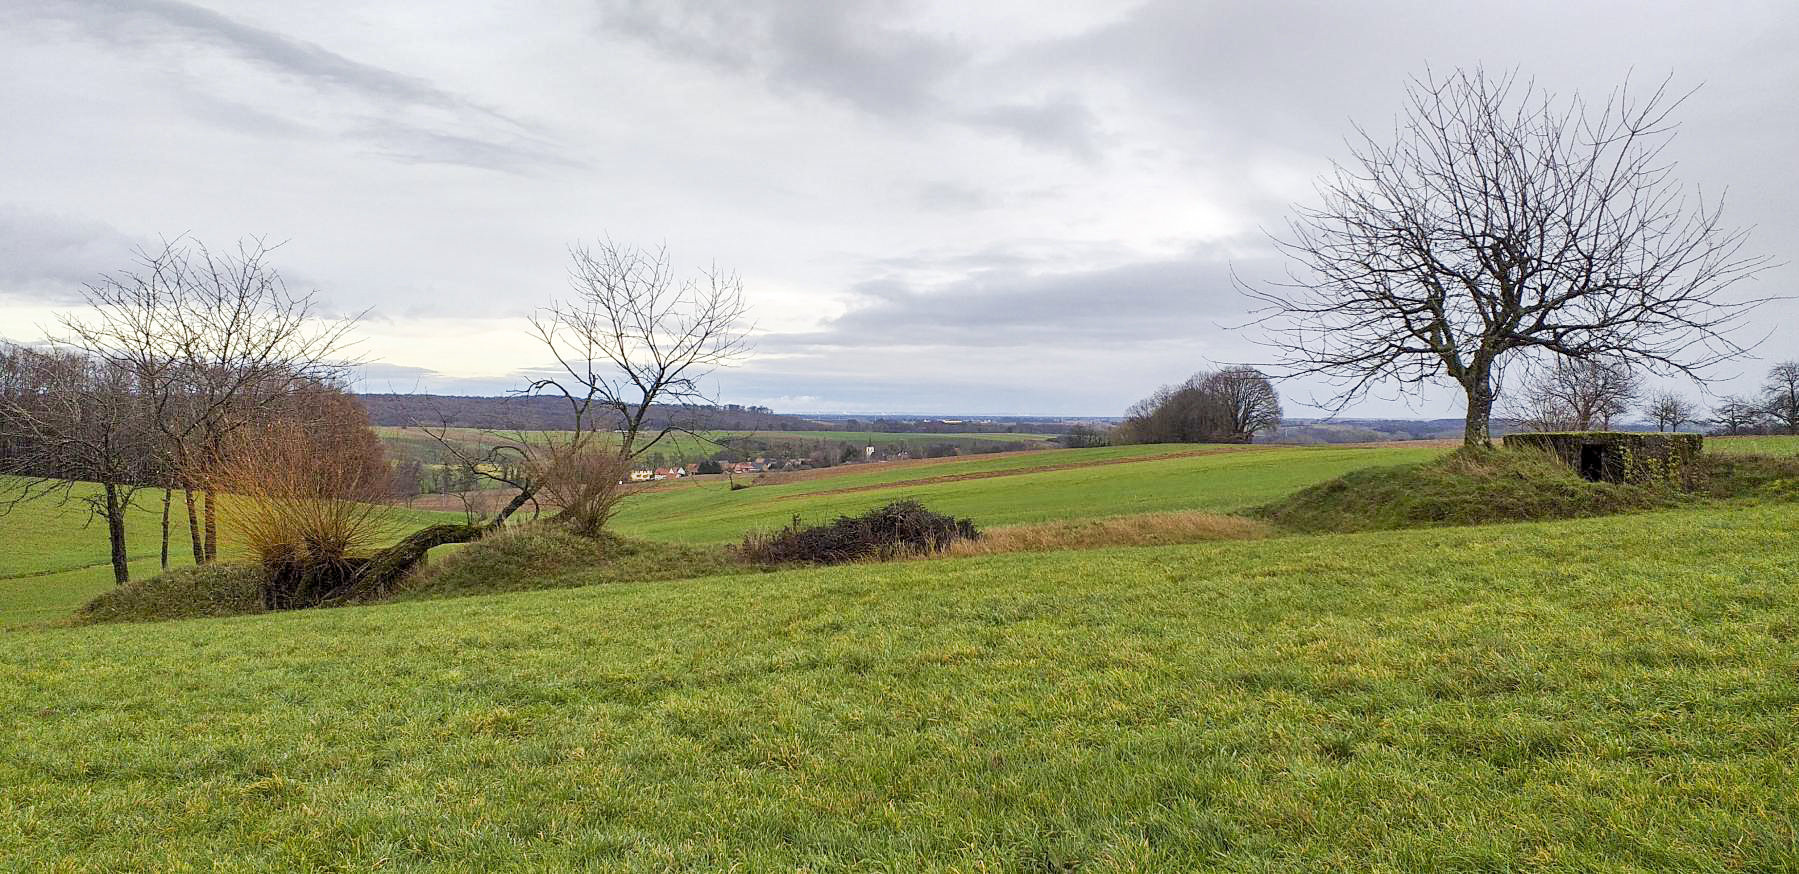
[
  {"left": 1693, "top": 452, "right": 1799, "bottom": 501},
  {"left": 75, "top": 563, "right": 266, "bottom": 625},
  {"left": 394, "top": 524, "right": 745, "bottom": 601},
  {"left": 1258, "top": 448, "right": 1680, "bottom": 533},
  {"left": 74, "top": 525, "right": 745, "bottom": 623}
]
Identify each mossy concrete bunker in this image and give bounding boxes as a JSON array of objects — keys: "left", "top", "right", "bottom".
[{"left": 1503, "top": 432, "right": 1701, "bottom": 484}]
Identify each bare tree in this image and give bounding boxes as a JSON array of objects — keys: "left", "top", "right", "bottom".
[
  {"left": 1763, "top": 361, "right": 1799, "bottom": 434},
  {"left": 0, "top": 344, "right": 157, "bottom": 584},
  {"left": 1199, "top": 368, "right": 1283, "bottom": 442},
  {"left": 1513, "top": 358, "right": 1642, "bottom": 431},
  {"left": 58, "top": 236, "right": 361, "bottom": 565},
  {"left": 1709, "top": 395, "right": 1765, "bottom": 435},
  {"left": 1254, "top": 67, "right": 1771, "bottom": 446},
  {"left": 1643, "top": 390, "right": 1697, "bottom": 432},
  {"left": 424, "top": 239, "right": 751, "bottom": 537},
  {"left": 532, "top": 240, "right": 751, "bottom": 459}
]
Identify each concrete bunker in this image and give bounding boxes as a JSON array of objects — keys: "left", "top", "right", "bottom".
[{"left": 1503, "top": 431, "right": 1701, "bottom": 485}]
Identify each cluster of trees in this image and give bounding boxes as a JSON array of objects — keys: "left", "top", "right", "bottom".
[
  {"left": 2, "top": 236, "right": 755, "bottom": 608},
  {"left": 0, "top": 238, "right": 371, "bottom": 585},
  {"left": 1710, "top": 362, "right": 1799, "bottom": 435},
  {"left": 1510, "top": 358, "right": 1799, "bottom": 435},
  {"left": 1115, "top": 368, "right": 1282, "bottom": 445}
]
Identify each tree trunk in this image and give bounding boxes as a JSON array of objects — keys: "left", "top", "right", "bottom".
[
  {"left": 1462, "top": 370, "right": 1495, "bottom": 447},
  {"left": 262, "top": 486, "right": 536, "bottom": 610},
  {"left": 184, "top": 488, "right": 204, "bottom": 564},
  {"left": 159, "top": 489, "right": 172, "bottom": 570},
  {"left": 202, "top": 489, "right": 217, "bottom": 563},
  {"left": 103, "top": 482, "right": 129, "bottom": 585}
]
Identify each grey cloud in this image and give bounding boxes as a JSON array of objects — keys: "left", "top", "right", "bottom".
[
  {"left": 966, "top": 96, "right": 1105, "bottom": 161},
  {"left": 598, "top": 0, "right": 1105, "bottom": 158},
  {"left": 0, "top": 208, "right": 137, "bottom": 303},
  {"left": 600, "top": 0, "right": 961, "bottom": 115},
  {"left": 764, "top": 248, "right": 1258, "bottom": 352},
  {"left": 14, "top": 0, "right": 566, "bottom": 172}
]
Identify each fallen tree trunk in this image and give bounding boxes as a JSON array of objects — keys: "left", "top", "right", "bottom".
[{"left": 261, "top": 487, "right": 535, "bottom": 610}]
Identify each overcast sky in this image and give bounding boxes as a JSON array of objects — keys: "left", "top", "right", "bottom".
[{"left": 1, "top": 0, "right": 1793, "bottom": 417}]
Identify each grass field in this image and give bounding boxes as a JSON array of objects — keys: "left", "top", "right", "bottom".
[
  {"left": 3, "top": 503, "right": 1794, "bottom": 869},
  {"left": 1708, "top": 434, "right": 1799, "bottom": 455},
  {"left": 7, "top": 435, "right": 1796, "bottom": 868},
  {"left": 612, "top": 444, "right": 1444, "bottom": 543}
]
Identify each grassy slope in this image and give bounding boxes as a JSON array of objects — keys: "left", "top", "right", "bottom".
[
  {"left": 3, "top": 504, "right": 1794, "bottom": 870},
  {"left": 0, "top": 480, "right": 458, "bottom": 627},
  {"left": 613, "top": 444, "right": 1442, "bottom": 542}
]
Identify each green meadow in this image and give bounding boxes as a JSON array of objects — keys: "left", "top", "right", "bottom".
[
  {"left": 4, "top": 436, "right": 1798, "bottom": 869},
  {"left": 1708, "top": 433, "right": 1799, "bottom": 455},
  {"left": 3, "top": 503, "right": 1796, "bottom": 869}
]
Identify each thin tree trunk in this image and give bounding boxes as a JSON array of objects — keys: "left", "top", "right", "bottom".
[
  {"left": 103, "top": 482, "right": 129, "bottom": 585},
  {"left": 202, "top": 489, "right": 217, "bottom": 563},
  {"left": 159, "top": 488, "right": 172, "bottom": 570},
  {"left": 184, "top": 487, "right": 204, "bottom": 564}
]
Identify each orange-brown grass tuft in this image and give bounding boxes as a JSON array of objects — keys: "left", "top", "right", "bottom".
[
  {"left": 203, "top": 421, "right": 394, "bottom": 568},
  {"left": 942, "top": 510, "right": 1271, "bottom": 558}
]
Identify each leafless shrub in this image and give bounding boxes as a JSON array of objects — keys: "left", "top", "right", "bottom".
[{"left": 741, "top": 501, "right": 978, "bottom": 565}]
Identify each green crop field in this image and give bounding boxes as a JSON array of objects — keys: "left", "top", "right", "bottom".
[
  {"left": 612, "top": 444, "right": 1445, "bottom": 543},
  {"left": 3, "top": 503, "right": 1795, "bottom": 869}
]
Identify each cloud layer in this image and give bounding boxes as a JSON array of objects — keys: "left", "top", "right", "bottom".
[{"left": 2, "top": 0, "right": 1793, "bottom": 415}]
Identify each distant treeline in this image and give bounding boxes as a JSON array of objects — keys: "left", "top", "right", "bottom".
[
  {"left": 358, "top": 394, "right": 827, "bottom": 432},
  {"left": 360, "top": 395, "right": 1110, "bottom": 436},
  {"left": 805, "top": 416, "right": 1102, "bottom": 436}
]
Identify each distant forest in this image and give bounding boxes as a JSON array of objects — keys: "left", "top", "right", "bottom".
[
  {"left": 358, "top": 394, "right": 1102, "bottom": 435},
  {"left": 357, "top": 394, "right": 824, "bottom": 432}
]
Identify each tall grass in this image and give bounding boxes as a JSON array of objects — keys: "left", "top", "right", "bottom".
[
  {"left": 944, "top": 510, "right": 1270, "bottom": 556},
  {"left": 203, "top": 422, "right": 394, "bottom": 569}
]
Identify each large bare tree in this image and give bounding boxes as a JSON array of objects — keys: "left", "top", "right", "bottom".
[{"left": 1254, "top": 67, "right": 1771, "bottom": 446}]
